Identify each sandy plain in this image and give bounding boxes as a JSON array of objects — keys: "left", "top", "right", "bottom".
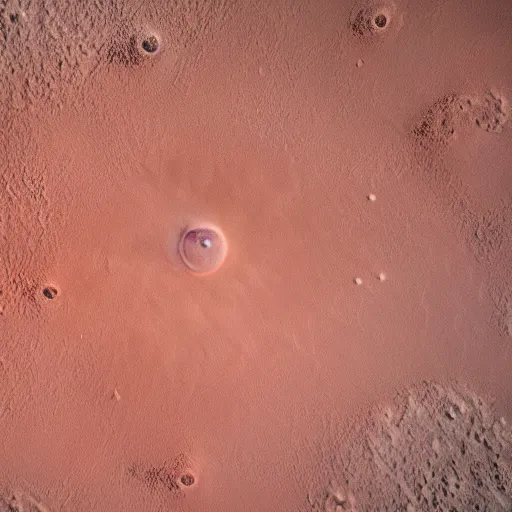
[{"left": 1, "top": 0, "right": 512, "bottom": 510}]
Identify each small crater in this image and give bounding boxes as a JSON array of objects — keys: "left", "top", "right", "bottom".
[
  {"left": 128, "top": 453, "right": 201, "bottom": 499},
  {"left": 349, "top": 2, "right": 401, "bottom": 38},
  {"left": 141, "top": 35, "right": 160, "bottom": 54},
  {"left": 108, "top": 28, "right": 162, "bottom": 66},
  {"left": 374, "top": 13, "right": 387, "bottom": 28},
  {"left": 180, "top": 473, "right": 195, "bottom": 487},
  {"left": 178, "top": 224, "right": 228, "bottom": 275},
  {"left": 42, "top": 286, "right": 58, "bottom": 300}
]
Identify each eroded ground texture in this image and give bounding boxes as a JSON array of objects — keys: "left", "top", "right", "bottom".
[{"left": 308, "top": 382, "right": 512, "bottom": 511}]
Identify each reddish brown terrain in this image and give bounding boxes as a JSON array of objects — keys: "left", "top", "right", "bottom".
[{"left": 1, "top": 0, "right": 511, "bottom": 510}]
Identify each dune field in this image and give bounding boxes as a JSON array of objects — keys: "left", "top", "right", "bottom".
[{"left": 1, "top": 0, "right": 512, "bottom": 510}]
